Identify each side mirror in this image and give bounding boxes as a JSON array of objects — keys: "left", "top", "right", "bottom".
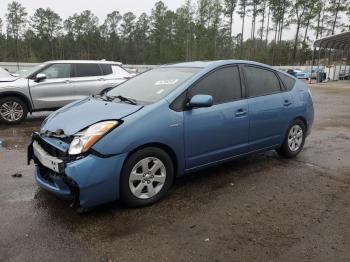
[
  {"left": 188, "top": 94, "right": 213, "bottom": 108},
  {"left": 35, "top": 73, "right": 46, "bottom": 83}
]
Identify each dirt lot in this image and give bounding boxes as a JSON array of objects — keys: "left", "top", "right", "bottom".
[{"left": 0, "top": 81, "right": 350, "bottom": 262}]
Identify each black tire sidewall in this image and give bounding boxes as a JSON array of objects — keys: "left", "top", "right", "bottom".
[
  {"left": 120, "top": 147, "right": 174, "bottom": 207},
  {"left": 0, "top": 97, "right": 28, "bottom": 124},
  {"left": 279, "top": 119, "right": 306, "bottom": 158}
]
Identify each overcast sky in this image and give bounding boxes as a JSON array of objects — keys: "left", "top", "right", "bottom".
[{"left": 1, "top": 0, "right": 346, "bottom": 41}]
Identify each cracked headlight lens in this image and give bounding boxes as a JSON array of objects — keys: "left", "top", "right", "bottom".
[{"left": 68, "top": 121, "right": 118, "bottom": 155}]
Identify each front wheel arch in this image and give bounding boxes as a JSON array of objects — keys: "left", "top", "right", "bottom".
[
  {"left": 124, "top": 142, "right": 178, "bottom": 178},
  {"left": 120, "top": 146, "right": 175, "bottom": 207},
  {"left": 0, "top": 92, "right": 33, "bottom": 113}
]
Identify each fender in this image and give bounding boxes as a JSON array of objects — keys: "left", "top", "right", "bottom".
[{"left": 0, "top": 91, "right": 33, "bottom": 113}]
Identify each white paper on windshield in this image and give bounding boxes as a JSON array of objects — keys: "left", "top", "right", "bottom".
[{"left": 154, "top": 79, "right": 179, "bottom": 86}]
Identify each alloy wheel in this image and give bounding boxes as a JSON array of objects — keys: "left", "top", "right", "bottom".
[
  {"left": 0, "top": 101, "right": 24, "bottom": 122},
  {"left": 129, "top": 157, "right": 166, "bottom": 199},
  {"left": 288, "top": 124, "right": 303, "bottom": 152}
]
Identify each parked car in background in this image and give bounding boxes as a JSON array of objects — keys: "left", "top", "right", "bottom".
[
  {"left": 28, "top": 60, "right": 314, "bottom": 211},
  {"left": 0, "top": 60, "right": 134, "bottom": 124},
  {"left": 287, "top": 69, "right": 310, "bottom": 79},
  {"left": 311, "top": 68, "right": 326, "bottom": 81},
  {"left": 339, "top": 69, "right": 350, "bottom": 80}
]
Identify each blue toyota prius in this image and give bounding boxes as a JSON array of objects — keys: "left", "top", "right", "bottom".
[{"left": 28, "top": 60, "right": 314, "bottom": 210}]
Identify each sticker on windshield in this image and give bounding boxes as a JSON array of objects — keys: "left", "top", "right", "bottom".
[{"left": 155, "top": 79, "right": 179, "bottom": 86}]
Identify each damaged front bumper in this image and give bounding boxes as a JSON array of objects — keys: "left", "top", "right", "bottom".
[{"left": 28, "top": 132, "right": 127, "bottom": 209}]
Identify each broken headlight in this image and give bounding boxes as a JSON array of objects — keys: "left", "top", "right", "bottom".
[{"left": 68, "top": 121, "right": 119, "bottom": 155}]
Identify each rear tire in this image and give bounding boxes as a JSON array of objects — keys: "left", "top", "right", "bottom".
[
  {"left": 120, "top": 147, "right": 174, "bottom": 207},
  {"left": 0, "top": 97, "right": 28, "bottom": 124},
  {"left": 277, "top": 119, "right": 306, "bottom": 158}
]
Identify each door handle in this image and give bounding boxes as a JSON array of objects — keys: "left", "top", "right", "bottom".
[
  {"left": 283, "top": 100, "right": 292, "bottom": 106},
  {"left": 99, "top": 78, "right": 105, "bottom": 81},
  {"left": 64, "top": 80, "right": 72, "bottom": 84},
  {"left": 235, "top": 109, "right": 247, "bottom": 117}
]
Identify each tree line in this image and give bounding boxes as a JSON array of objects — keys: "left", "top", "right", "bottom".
[{"left": 0, "top": 0, "right": 349, "bottom": 66}]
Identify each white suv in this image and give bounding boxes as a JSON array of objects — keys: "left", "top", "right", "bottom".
[{"left": 0, "top": 60, "right": 134, "bottom": 124}]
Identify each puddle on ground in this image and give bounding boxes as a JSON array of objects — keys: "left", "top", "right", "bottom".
[{"left": 0, "top": 112, "right": 49, "bottom": 150}]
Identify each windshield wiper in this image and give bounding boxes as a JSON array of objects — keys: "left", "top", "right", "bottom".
[{"left": 103, "top": 95, "right": 137, "bottom": 105}]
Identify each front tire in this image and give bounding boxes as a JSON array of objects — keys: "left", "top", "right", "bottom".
[
  {"left": 120, "top": 147, "right": 174, "bottom": 207},
  {"left": 277, "top": 119, "right": 306, "bottom": 158},
  {"left": 0, "top": 97, "right": 28, "bottom": 124}
]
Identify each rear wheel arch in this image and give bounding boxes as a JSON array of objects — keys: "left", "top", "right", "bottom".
[{"left": 294, "top": 116, "right": 307, "bottom": 132}]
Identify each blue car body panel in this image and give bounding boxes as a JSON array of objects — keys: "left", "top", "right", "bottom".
[
  {"left": 35, "top": 153, "right": 127, "bottom": 208},
  {"left": 31, "top": 60, "right": 314, "bottom": 208}
]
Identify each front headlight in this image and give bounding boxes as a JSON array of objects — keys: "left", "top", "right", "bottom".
[{"left": 68, "top": 120, "right": 119, "bottom": 155}]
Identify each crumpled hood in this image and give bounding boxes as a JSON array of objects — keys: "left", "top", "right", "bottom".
[{"left": 41, "top": 96, "right": 143, "bottom": 135}]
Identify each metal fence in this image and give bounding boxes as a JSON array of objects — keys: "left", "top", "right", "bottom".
[
  {"left": 0, "top": 62, "right": 157, "bottom": 74},
  {"left": 1, "top": 61, "right": 349, "bottom": 80}
]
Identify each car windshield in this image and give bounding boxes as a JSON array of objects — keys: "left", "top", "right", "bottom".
[
  {"left": 107, "top": 67, "right": 200, "bottom": 103},
  {"left": 19, "top": 63, "right": 47, "bottom": 78}
]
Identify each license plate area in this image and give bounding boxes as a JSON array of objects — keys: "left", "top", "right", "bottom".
[{"left": 33, "top": 141, "right": 65, "bottom": 174}]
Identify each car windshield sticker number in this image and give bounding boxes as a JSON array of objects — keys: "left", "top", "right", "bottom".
[{"left": 155, "top": 79, "right": 179, "bottom": 86}]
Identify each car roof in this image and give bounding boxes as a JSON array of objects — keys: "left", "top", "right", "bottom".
[
  {"left": 44, "top": 60, "right": 122, "bottom": 65},
  {"left": 161, "top": 60, "right": 275, "bottom": 70}
]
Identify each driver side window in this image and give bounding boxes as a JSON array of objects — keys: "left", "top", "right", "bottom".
[
  {"left": 188, "top": 66, "right": 242, "bottom": 105},
  {"left": 40, "top": 64, "right": 72, "bottom": 79}
]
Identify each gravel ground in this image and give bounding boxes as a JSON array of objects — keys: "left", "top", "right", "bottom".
[{"left": 0, "top": 81, "right": 350, "bottom": 262}]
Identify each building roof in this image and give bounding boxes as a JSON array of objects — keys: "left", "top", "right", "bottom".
[{"left": 314, "top": 31, "right": 350, "bottom": 50}]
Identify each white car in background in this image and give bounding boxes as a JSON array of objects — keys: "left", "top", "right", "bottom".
[{"left": 0, "top": 60, "right": 134, "bottom": 124}]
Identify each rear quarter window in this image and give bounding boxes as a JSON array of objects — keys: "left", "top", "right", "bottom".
[
  {"left": 100, "top": 64, "right": 113, "bottom": 75},
  {"left": 278, "top": 72, "right": 296, "bottom": 91}
]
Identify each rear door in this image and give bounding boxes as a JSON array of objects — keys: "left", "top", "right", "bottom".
[
  {"left": 243, "top": 65, "right": 290, "bottom": 151},
  {"left": 70, "top": 63, "right": 106, "bottom": 99},
  {"left": 29, "top": 63, "right": 74, "bottom": 109}
]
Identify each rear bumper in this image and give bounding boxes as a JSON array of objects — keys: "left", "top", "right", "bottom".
[{"left": 29, "top": 134, "right": 128, "bottom": 208}]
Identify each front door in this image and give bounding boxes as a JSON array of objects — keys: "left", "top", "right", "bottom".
[
  {"left": 184, "top": 66, "right": 249, "bottom": 169},
  {"left": 29, "top": 63, "right": 74, "bottom": 109}
]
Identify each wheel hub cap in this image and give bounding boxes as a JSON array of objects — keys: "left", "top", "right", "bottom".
[
  {"left": 129, "top": 157, "right": 166, "bottom": 199},
  {"left": 288, "top": 125, "right": 303, "bottom": 152}
]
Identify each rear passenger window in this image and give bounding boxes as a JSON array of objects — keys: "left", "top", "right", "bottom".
[
  {"left": 188, "top": 66, "right": 241, "bottom": 105},
  {"left": 278, "top": 72, "right": 296, "bottom": 91},
  {"left": 244, "top": 66, "right": 281, "bottom": 97},
  {"left": 74, "top": 64, "right": 102, "bottom": 77},
  {"left": 100, "top": 64, "right": 113, "bottom": 75}
]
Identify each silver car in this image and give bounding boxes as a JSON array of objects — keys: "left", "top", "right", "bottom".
[{"left": 0, "top": 60, "right": 133, "bottom": 124}]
